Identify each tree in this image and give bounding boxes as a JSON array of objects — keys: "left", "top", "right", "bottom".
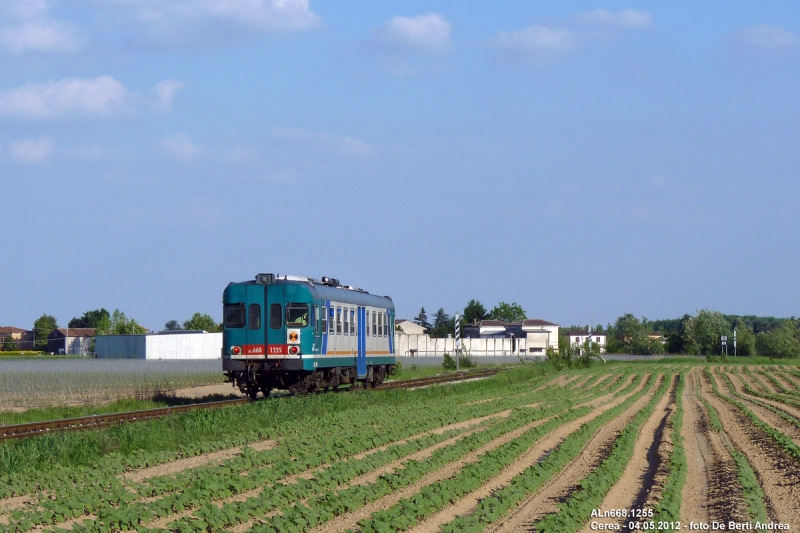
[
  {"left": 462, "top": 300, "right": 488, "bottom": 325},
  {"left": 68, "top": 308, "right": 110, "bottom": 328},
  {"left": 608, "top": 314, "right": 648, "bottom": 355},
  {"left": 685, "top": 309, "right": 730, "bottom": 355},
  {"left": 413, "top": 307, "right": 431, "bottom": 330},
  {"left": 164, "top": 320, "right": 183, "bottom": 331},
  {"left": 429, "top": 308, "right": 454, "bottom": 338},
  {"left": 96, "top": 309, "right": 148, "bottom": 335},
  {"left": 755, "top": 321, "right": 800, "bottom": 359},
  {"left": 33, "top": 314, "right": 58, "bottom": 351},
  {"left": 1, "top": 335, "right": 18, "bottom": 351},
  {"left": 489, "top": 302, "right": 526, "bottom": 323},
  {"left": 183, "top": 313, "right": 218, "bottom": 332},
  {"left": 733, "top": 320, "right": 756, "bottom": 357}
]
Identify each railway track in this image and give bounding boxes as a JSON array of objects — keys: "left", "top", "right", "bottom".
[{"left": 0, "top": 369, "right": 501, "bottom": 441}]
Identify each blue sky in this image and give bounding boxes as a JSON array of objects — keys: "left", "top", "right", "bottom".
[{"left": 1, "top": 1, "right": 799, "bottom": 330}]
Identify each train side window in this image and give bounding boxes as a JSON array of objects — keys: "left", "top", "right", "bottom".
[
  {"left": 343, "top": 307, "right": 349, "bottom": 336},
  {"left": 248, "top": 304, "right": 261, "bottom": 330},
  {"left": 314, "top": 305, "right": 320, "bottom": 334},
  {"left": 350, "top": 309, "right": 355, "bottom": 335},
  {"left": 321, "top": 306, "right": 327, "bottom": 334},
  {"left": 378, "top": 312, "right": 383, "bottom": 337},
  {"left": 329, "top": 307, "right": 335, "bottom": 335},
  {"left": 336, "top": 307, "right": 342, "bottom": 335},
  {"left": 365, "top": 309, "right": 369, "bottom": 336},
  {"left": 383, "top": 313, "right": 388, "bottom": 336},
  {"left": 270, "top": 304, "right": 282, "bottom": 329},
  {"left": 372, "top": 311, "right": 377, "bottom": 337},
  {"left": 224, "top": 304, "right": 246, "bottom": 328}
]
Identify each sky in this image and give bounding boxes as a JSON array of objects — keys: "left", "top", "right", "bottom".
[{"left": 1, "top": 1, "right": 799, "bottom": 331}]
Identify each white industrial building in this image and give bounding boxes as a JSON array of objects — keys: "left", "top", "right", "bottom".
[{"left": 95, "top": 331, "right": 222, "bottom": 359}]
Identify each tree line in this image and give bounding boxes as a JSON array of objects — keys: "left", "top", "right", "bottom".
[
  {"left": 411, "top": 300, "right": 527, "bottom": 338},
  {"left": 574, "top": 310, "right": 800, "bottom": 358},
  {"left": 1, "top": 309, "right": 221, "bottom": 352}
]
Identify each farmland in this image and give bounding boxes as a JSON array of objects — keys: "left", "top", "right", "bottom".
[
  {"left": 1, "top": 362, "right": 800, "bottom": 533},
  {"left": 0, "top": 359, "right": 225, "bottom": 413}
]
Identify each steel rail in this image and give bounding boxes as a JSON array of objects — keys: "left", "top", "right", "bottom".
[{"left": 0, "top": 368, "right": 502, "bottom": 441}]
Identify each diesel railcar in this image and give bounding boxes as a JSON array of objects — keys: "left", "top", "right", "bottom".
[{"left": 222, "top": 273, "right": 396, "bottom": 397}]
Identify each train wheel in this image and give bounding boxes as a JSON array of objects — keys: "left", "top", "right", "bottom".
[{"left": 247, "top": 387, "right": 259, "bottom": 400}]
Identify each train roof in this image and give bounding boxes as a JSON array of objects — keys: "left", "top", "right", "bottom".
[{"left": 229, "top": 273, "right": 394, "bottom": 309}]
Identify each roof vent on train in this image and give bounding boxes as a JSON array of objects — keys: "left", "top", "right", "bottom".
[
  {"left": 255, "top": 273, "right": 274, "bottom": 284},
  {"left": 321, "top": 277, "right": 340, "bottom": 286}
]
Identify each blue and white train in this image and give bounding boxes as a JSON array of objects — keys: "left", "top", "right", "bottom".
[{"left": 222, "top": 273, "right": 396, "bottom": 397}]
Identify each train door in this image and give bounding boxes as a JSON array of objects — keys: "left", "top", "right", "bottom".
[
  {"left": 244, "top": 284, "right": 265, "bottom": 357},
  {"left": 357, "top": 306, "right": 367, "bottom": 377},
  {"left": 266, "top": 284, "right": 288, "bottom": 357}
]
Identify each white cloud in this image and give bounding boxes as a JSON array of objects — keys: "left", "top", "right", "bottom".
[
  {"left": 152, "top": 79, "right": 185, "bottom": 111},
  {"left": 0, "top": 20, "right": 84, "bottom": 54},
  {"left": 0, "top": 0, "right": 49, "bottom": 20},
  {"left": 372, "top": 13, "right": 452, "bottom": 53},
  {"left": 271, "top": 126, "right": 375, "bottom": 156},
  {"left": 493, "top": 25, "right": 577, "bottom": 63},
  {"left": 9, "top": 136, "right": 55, "bottom": 164},
  {"left": 0, "top": 0, "right": 85, "bottom": 55},
  {"left": 731, "top": 25, "right": 799, "bottom": 52},
  {"left": 162, "top": 133, "right": 201, "bottom": 161},
  {"left": 0, "top": 76, "right": 183, "bottom": 119},
  {"left": 98, "top": 0, "right": 321, "bottom": 47},
  {"left": 577, "top": 9, "right": 653, "bottom": 30}
]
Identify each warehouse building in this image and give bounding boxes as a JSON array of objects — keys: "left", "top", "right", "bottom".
[{"left": 95, "top": 330, "right": 222, "bottom": 359}]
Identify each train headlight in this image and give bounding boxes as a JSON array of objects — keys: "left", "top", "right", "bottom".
[
  {"left": 231, "top": 346, "right": 241, "bottom": 355},
  {"left": 289, "top": 346, "right": 299, "bottom": 355}
]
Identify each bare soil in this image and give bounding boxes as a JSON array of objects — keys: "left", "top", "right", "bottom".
[
  {"left": 485, "top": 374, "right": 662, "bottom": 533},
  {"left": 404, "top": 374, "right": 654, "bottom": 533},
  {"left": 577, "top": 375, "right": 677, "bottom": 533},
  {"left": 701, "top": 370, "right": 800, "bottom": 525}
]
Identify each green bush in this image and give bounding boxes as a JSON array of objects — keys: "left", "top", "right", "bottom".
[
  {"left": 754, "top": 322, "right": 800, "bottom": 359},
  {"left": 442, "top": 353, "right": 456, "bottom": 371},
  {"left": 390, "top": 361, "right": 403, "bottom": 377}
]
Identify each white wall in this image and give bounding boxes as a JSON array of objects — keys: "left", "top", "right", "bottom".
[
  {"left": 395, "top": 333, "right": 535, "bottom": 357},
  {"left": 96, "top": 333, "right": 221, "bottom": 359}
]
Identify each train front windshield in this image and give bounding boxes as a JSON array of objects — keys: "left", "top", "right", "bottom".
[
  {"left": 224, "top": 304, "right": 246, "bottom": 328},
  {"left": 286, "top": 303, "right": 309, "bottom": 327}
]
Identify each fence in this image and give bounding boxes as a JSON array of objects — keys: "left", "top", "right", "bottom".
[{"left": 396, "top": 334, "right": 544, "bottom": 357}]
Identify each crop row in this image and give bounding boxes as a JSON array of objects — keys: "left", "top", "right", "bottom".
[
  {"left": 196, "top": 373, "right": 638, "bottom": 533},
  {"left": 649, "top": 372, "right": 686, "bottom": 525},
  {"left": 6, "top": 368, "right": 626, "bottom": 533},
  {"left": 708, "top": 368, "right": 800, "bottom": 461},
  {"left": 213, "top": 373, "right": 641, "bottom": 533},
  {"left": 695, "top": 373, "right": 769, "bottom": 522},
  {"left": 1, "top": 368, "right": 557, "bottom": 500},
  {"left": 435, "top": 374, "right": 657, "bottom": 532}
]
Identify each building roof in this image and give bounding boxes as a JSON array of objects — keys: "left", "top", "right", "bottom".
[
  {"left": 395, "top": 319, "right": 408, "bottom": 324},
  {"left": 52, "top": 328, "right": 97, "bottom": 338},
  {"left": 522, "top": 319, "right": 560, "bottom": 327},
  {"left": 479, "top": 320, "right": 506, "bottom": 327},
  {"left": 0, "top": 326, "right": 29, "bottom": 334},
  {"left": 568, "top": 330, "right": 607, "bottom": 337}
]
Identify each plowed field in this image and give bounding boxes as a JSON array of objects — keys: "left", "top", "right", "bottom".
[{"left": 2, "top": 363, "right": 799, "bottom": 533}]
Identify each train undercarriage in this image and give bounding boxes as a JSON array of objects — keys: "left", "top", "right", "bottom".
[{"left": 224, "top": 360, "right": 392, "bottom": 398}]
